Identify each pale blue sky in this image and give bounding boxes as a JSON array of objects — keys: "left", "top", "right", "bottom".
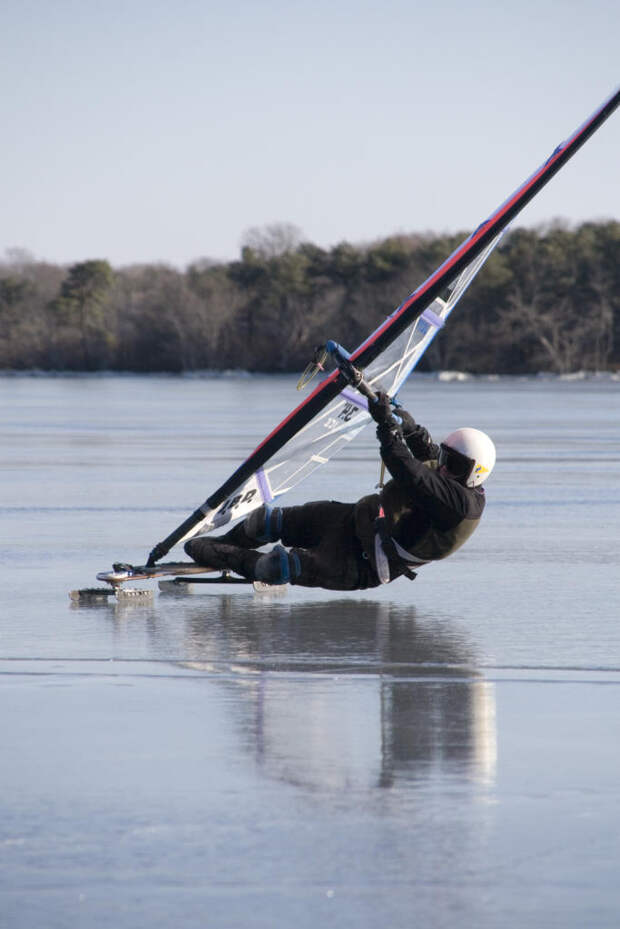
[{"left": 2, "top": 0, "right": 619, "bottom": 268}]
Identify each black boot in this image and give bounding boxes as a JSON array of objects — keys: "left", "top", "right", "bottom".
[
  {"left": 218, "top": 504, "right": 284, "bottom": 548},
  {"left": 243, "top": 505, "right": 283, "bottom": 543},
  {"left": 254, "top": 545, "right": 301, "bottom": 585}
]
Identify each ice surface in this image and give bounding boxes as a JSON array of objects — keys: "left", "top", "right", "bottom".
[{"left": 1, "top": 375, "right": 619, "bottom": 928}]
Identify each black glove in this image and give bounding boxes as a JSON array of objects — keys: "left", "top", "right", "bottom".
[
  {"left": 369, "top": 391, "right": 393, "bottom": 424},
  {"left": 396, "top": 408, "right": 416, "bottom": 436}
]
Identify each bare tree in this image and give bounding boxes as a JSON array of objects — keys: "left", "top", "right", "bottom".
[{"left": 240, "top": 222, "right": 303, "bottom": 259}]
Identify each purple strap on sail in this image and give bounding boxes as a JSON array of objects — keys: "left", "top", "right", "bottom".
[
  {"left": 421, "top": 307, "right": 445, "bottom": 328},
  {"left": 341, "top": 387, "right": 369, "bottom": 409},
  {"left": 256, "top": 468, "right": 273, "bottom": 503}
]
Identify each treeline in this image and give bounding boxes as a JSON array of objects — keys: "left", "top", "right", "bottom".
[{"left": 1, "top": 221, "right": 619, "bottom": 375}]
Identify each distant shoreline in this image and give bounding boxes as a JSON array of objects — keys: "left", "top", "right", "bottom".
[
  {"left": 3, "top": 223, "right": 619, "bottom": 377},
  {"left": 2, "top": 369, "right": 619, "bottom": 382}
]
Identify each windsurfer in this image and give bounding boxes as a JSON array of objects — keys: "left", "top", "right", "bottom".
[{"left": 184, "top": 393, "right": 496, "bottom": 590}]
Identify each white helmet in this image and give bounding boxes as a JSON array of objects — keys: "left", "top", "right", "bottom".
[{"left": 439, "top": 428, "right": 496, "bottom": 487}]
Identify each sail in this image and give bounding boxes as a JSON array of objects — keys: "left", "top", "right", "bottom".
[
  {"left": 180, "top": 233, "right": 505, "bottom": 538},
  {"left": 147, "top": 86, "right": 620, "bottom": 565}
]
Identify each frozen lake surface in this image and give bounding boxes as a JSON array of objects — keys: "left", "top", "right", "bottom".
[{"left": 1, "top": 374, "right": 620, "bottom": 928}]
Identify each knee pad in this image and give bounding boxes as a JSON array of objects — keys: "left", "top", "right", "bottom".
[
  {"left": 243, "top": 504, "right": 283, "bottom": 543},
  {"left": 184, "top": 537, "right": 226, "bottom": 569},
  {"left": 254, "top": 545, "right": 300, "bottom": 585}
]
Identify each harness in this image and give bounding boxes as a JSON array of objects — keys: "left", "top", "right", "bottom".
[{"left": 373, "top": 506, "right": 428, "bottom": 584}]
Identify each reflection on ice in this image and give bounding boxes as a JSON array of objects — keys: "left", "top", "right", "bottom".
[
  {"left": 176, "top": 596, "right": 497, "bottom": 791},
  {"left": 248, "top": 676, "right": 496, "bottom": 792},
  {"left": 381, "top": 678, "right": 496, "bottom": 788}
]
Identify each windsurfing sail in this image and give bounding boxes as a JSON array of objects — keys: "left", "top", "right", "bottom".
[{"left": 147, "top": 86, "right": 620, "bottom": 565}]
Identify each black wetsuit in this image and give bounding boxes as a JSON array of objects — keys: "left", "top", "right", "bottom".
[
  {"left": 186, "top": 418, "right": 486, "bottom": 591},
  {"left": 363, "top": 417, "right": 486, "bottom": 567}
]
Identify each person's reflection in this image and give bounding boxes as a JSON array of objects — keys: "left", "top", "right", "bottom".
[
  {"left": 180, "top": 596, "right": 496, "bottom": 790},
  {"left": 379, "top": 676, "right": 496, "bottom": 788}
]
